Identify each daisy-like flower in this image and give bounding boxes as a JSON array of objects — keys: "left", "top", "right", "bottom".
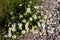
[
  {"left": 19, "top": 15, "right": 23, "bottom": 18},
  {"left": 12, "top": 35, "right": 16, "bottom": 39},
  {"left": 29, "top": 1, "right": 32, "bottom": 4},
  {"left": 30, "top": 28, "right": 34, "bottom": 32},
  {"left": 8, "top": 33, "right": 12, "bottom": 37},
  {"left": 19, "top": 4, "right": 23, "bottom": 6},
  {"left": 37, "top": 22, "right": 41, "bottom": 27},
  {"left": 11, "top": 27, "right": 16, "bottom": 32},
  {"left": 18, "top": 23, "right": 22, "bottom": 30},
  {"left": 49, "top": 14, "right": 52, "bottom": 17},
  {"left": 10, "top": 11, "right": 13, "bottom": 15},
  {"left": 25, "top": 21, "right": 29, "bottom": 32},
  {"left": 50, "top": 18, "right": 53, "bottom": 22},
  {"left": 44, "top": 15, "right": 47, "bottom": 19},
  {"left": 25, "top": 21, "right": 29, "bottom": 28},
  {"left": 47, "top": 20, "right": 51, "bottom": 24},
  {"left": 38, "top": 16, "right": 41, "bottom": 19},
  {"left": 22, "top": 30, "right": 26, "bottom": 34},
  {"left": 45, "top": 9, "right": 48, "bottom": 13},
  {"left": 25, "top": 27, "right": 29, "bottom": 33},
  {"left": 29, "top": 17, "right": 33, "bottom": 21},
  {"left": 28, "top": 5, "right": 30, "bottom": 7},
  {"left": 11, "top": 16, "right": 14, "bottom": 19},
  {"left": 26, "top": 7, "right": 31, "bottom": 13},
  {"left": 34, "top": 6, "right": 40, "bottom": 9},
  {"left": 12, "top": 23, "right": 16, "bottom": 28},
  {"left": 8, "top": 27, "right": 12, "bottom": 33},
  {"left": 22, "top": 19, "right": 26, "bottom": 23},
  {"left": 32, "top": 14, "right": 37, "bottom": 20},
  {"left": 9, "top": 27, "right": 12, "bottom": 31},
  {"left": 40, "top": 6, "right": 43, "bottom": 9}
]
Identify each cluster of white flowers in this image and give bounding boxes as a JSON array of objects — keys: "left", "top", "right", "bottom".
[
  {"left": 5, "top": 23, "right": 17, "bottom": 38},
  {"left": 4, "top": 1, "right": 50, "bottom": 39}
]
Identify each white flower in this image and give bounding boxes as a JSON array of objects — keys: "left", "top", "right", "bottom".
[
  {"left": 37, "top": 22, "right": 41, "bottom": 27},
  {"left": 40, "top": 6, "right": 43, "bottom": 8},
  {"left": 26, "top": 8, "right": 31, "bottom": 13},
  {"left": 9, "top": 27, "right": 12, "bottom": 31},
  {"left": 29, "top": 17, "right": 33, "bottom": 21},
  {"left": 18, "top": 23, "right": 22, "bottom": 30},
  {"left": 49, "top": 14, "right": 52, "bottom": 17},
  {"left": 50, "top": 18, "right": 53, "bottom": 22},
  {"left": 45, "top": 9, "right": 48, "bottom": 13},
  {"left": 25, "top": 27, "right": 29, "bottom": 32},
  {"left": 29, "top": 1, "right": 32, "bottom": 4},
  {"left": 34, "top": 6, "right": 39, "bottom": 9},
  {"left": 25, "top": 22, "right": 29, "bottom": 31},
  {"left": 8, "top": 33, "right": 12, "bottom": 37},
  {"left": 22, "top": 30, "right": 26, "bottom": 34},
  {"left": 18, "top": 23, "right": 22, "bottom": 27},
  {"left": 12, "top": 35, "right": 16, "bottom": 39},
  {"left": 30, "top": 28, "right": 34, "bottom": 32},
  {"left": 28, "top": 5, "right": 30, "bottom": 7},
  {"left": 8, "top": 22, "right": 11, "bottom": 24},
  {"left": 25, "top": 21, "right": 29, "bottom": 28},
  {"left": 32, "top": 14, "right": 37, "bottom": 20},
  {"left": 12, "top": 23, "right": 16, "bottom": 28},
  {"left": 22, "top": 19, "right": 26, "bottom": 23},
  {"left": 19, "top": 4, "right": 23, "bottom": 6},
  {"left": 8, "top": 27, "right": 12, "bottom": 33},
  {"left": 11, "top": 16, "right": 14, "bottom": 19},
  {"left": 44, "top": 15, "right": 47, "bottom": 19},
  {"left": 10, "top": 11, "right": 13, "bottom": 15},
  {"left": 20, "top": 15, "right": 23, "bottom": 18},
  {"left": 12, "top": 28, "right": 16, "bottom": 32}
]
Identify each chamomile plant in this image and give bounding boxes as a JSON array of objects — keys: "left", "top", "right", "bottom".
[{"left": 2, "top": 0, "right": 48, "bottom": 39}]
